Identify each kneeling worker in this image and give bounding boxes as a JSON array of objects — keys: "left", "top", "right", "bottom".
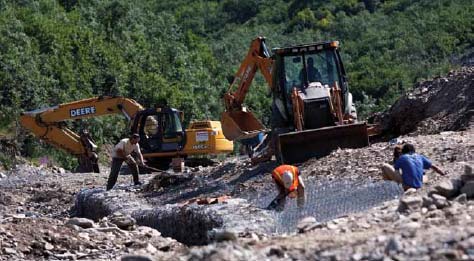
[
  {"left": 267, "top": 164, "right": 305, "bottom": 210},
  {"left": 381, "top": 143, "right": 446, "bottom": 190},
  {"left": 106, "top": 133, "right": 145, "bottom": 190}
]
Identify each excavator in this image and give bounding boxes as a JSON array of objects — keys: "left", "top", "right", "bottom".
[
  {"left": 222, "top": 37, "right": 378, "bottom": 164},
  {"left": 20, "top": 96, "right": 233, "bottom": 172}
]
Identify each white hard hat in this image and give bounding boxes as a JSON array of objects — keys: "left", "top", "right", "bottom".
[{"left": 281, "top": 170, "right": 294, "bottom": 189}]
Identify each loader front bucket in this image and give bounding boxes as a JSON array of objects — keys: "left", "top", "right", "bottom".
[
  {"left": 277, "top": 122, "right": 369, "bottom": 164},
  {"left": 221, "top": 110, "right": 266, "bottom": 140}
]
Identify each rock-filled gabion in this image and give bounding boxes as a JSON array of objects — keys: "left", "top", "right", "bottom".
[{"left": 74, "top": 188, "right": 276, "bottom": 245}]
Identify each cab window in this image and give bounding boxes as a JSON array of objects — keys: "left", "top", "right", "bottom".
[{"left": 283, "top": 49, "right": 340, "bottom": 92}]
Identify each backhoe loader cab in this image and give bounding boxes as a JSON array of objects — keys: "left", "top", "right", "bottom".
[
  {"left": 274, "top": 41, "right": 347, "bottom": 92},
  {"left": 271, "top": 41, "right": 352, "bottom": 130},
  {"left": 269, "top": 41, "right": 365, "bottom": 163}
]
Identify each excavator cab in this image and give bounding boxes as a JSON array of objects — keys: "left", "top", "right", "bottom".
[{"left": 132, "top": 108, "right": 186, "bottom": 154}]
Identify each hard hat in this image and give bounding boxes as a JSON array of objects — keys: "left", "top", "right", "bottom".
[{"left": 281, "top": 170, "right": 294, "bottom": 189}]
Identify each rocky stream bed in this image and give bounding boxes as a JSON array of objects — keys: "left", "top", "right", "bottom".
[{"left": 0, "top": 67, "right": 473, "bottom": 260}]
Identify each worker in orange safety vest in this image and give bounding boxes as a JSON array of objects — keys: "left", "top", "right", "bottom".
[{"left": 267, "top": 164, "right": 305, "bottom": 210}]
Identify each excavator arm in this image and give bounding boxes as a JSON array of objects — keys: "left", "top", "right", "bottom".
[
  {"left": 223, "top": 36, "right": 273, "bottom": 110},
  {"left": 20, "top": 96, "right": 144, "bottom": 172},
  {"left": 221, "top": 37, "right": 274, "bottom": 140}
]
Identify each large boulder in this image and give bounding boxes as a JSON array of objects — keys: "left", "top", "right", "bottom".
[
  {"left": 65, "top": 217, "right": 95, "bottom": 229},
  {"left": 430, "top": 194, "right": 449, "bottom": 209},
  {"left": 398, "top": 195, "right": 423, "bottom": 213},
  {"left": 433, "top": 179, "right": 463, "bottom": 198},
  {"left": 109, "top": 212, "right": 137, "bottom": 230}
]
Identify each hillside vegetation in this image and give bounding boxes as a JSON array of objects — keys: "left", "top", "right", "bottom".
[{"left": 0, "top": 0, "right": 472, "bottom": 168}]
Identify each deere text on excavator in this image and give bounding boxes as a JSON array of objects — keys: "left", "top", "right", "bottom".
[
  {"left": 20, "top": 96, "right": 233, "bottom": 172},
  {"left": 221, "top": 37, "right": 378, "bottom": 164}
]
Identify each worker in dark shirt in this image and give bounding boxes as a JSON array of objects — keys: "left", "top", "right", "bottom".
[
  {"left": 300, "top": 57, "right": 322, "bottom": 85},
  {"left": 381, "top": 143, "right": 446, "bottom": 190}
]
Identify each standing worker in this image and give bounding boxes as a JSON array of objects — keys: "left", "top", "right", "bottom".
[
  {"left": 106, "top": 133, "right": 145, "bottom": 190},
  {"left": 381, "top": 143, "right": 446, "bottom": 190},
  {"left": 267, "top": 164, "right": 305, "bottom": 210}
]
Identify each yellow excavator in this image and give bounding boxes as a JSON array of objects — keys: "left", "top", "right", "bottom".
[
  {"left": 20, "top": 96, "right": 233, "bottom": 172},
  {"left": 222, "top": 37, "right": 378, "bottom": 164}
]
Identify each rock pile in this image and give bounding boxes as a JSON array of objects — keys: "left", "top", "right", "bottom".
[
  {"left": 179, "top": 174, "right": 474, "bottom": 261},
  {"left": 0, "top": 167, "right": 185, "bottom": 260},
  {"left": 432, "top": 163, "right": 474, "bottom": 199},
  {"left": 376, "top": 66, "right": 473, "bottom": 136},
  {"left": 0, "top": 215, "right": 181, "bottom": 260}
]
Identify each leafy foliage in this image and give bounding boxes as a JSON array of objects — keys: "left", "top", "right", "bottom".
[{"left": 0, "top": 0, "right": 472, "bottom": 169}]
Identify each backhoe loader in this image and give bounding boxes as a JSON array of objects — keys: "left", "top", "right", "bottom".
[
  {"left": 20, "top": 96, "right": 233, "bottom": 172},
  {"left": 222, "top": 37, "right": 378, "bottom": 164}
]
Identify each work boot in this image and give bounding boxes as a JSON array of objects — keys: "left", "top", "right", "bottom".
[{"left": 134, "top": 181, "right": 142, "bottom": 186}]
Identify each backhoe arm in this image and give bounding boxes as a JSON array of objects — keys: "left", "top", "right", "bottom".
[
  {"left": 223, "top": 37, "right": 273, "bottom": 111},
  {"left": 20, "top": 96, "right": 144, "bottom": 171},
  {"left": 221, "top": 37, "right": 274, "bottom": 140}
]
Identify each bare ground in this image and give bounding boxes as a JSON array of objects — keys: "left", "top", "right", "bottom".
[{"left": 0, "top": 67, "right": 473, "bottom": 260}]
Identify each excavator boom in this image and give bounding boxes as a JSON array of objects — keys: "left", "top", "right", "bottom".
[
  {"left": 20, "top": 96, "right": 145, "bottom": 172},
  {"left": 20, "top": 96, "right": 143, "bottom": 155}
]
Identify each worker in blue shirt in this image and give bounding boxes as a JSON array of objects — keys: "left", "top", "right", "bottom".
[{"left": 381, "top": 143, "right": 446, "bottom": 190}]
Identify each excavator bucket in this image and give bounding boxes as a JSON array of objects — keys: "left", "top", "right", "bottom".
[
  {"left": 221, "top": 110, "right": 266, "bottom": 140},
  {"left": 277, "top": 122, "right": 369, "bottom": 164}
]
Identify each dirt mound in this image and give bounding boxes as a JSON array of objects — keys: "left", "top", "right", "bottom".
[{"left": 376, "top": 66, "right": 473, "bottom": 136}]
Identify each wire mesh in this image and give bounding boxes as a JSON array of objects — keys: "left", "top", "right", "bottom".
[{"left": 242, "top": 178, "right": 403, "bottom": 233}]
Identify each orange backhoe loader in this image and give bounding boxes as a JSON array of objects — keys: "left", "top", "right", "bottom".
[
  {"left": 222, "top": 37, "right": 378, "bottom": 164},
  {"left": 20, "top": 96, "right": 233, "bottom": 172}
]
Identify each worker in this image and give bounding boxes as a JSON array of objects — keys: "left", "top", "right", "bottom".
[
  {"left": 267, "top": 164, "right": 305, "bottom": 210},
  {"left": 381, "top": 143, "right": 446, "bottom": 190},
  {"left": 79, "top": 129, "right": 99, "bottom": 173},
  {"left": 106, "top": 133, "right": 145, "bottom": 190},
  {"left": 144, "top": 116, "right": 159, "bottom": 136},
  {"left": 300, "top": 57, "right": 322, "bottom": 84}
]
